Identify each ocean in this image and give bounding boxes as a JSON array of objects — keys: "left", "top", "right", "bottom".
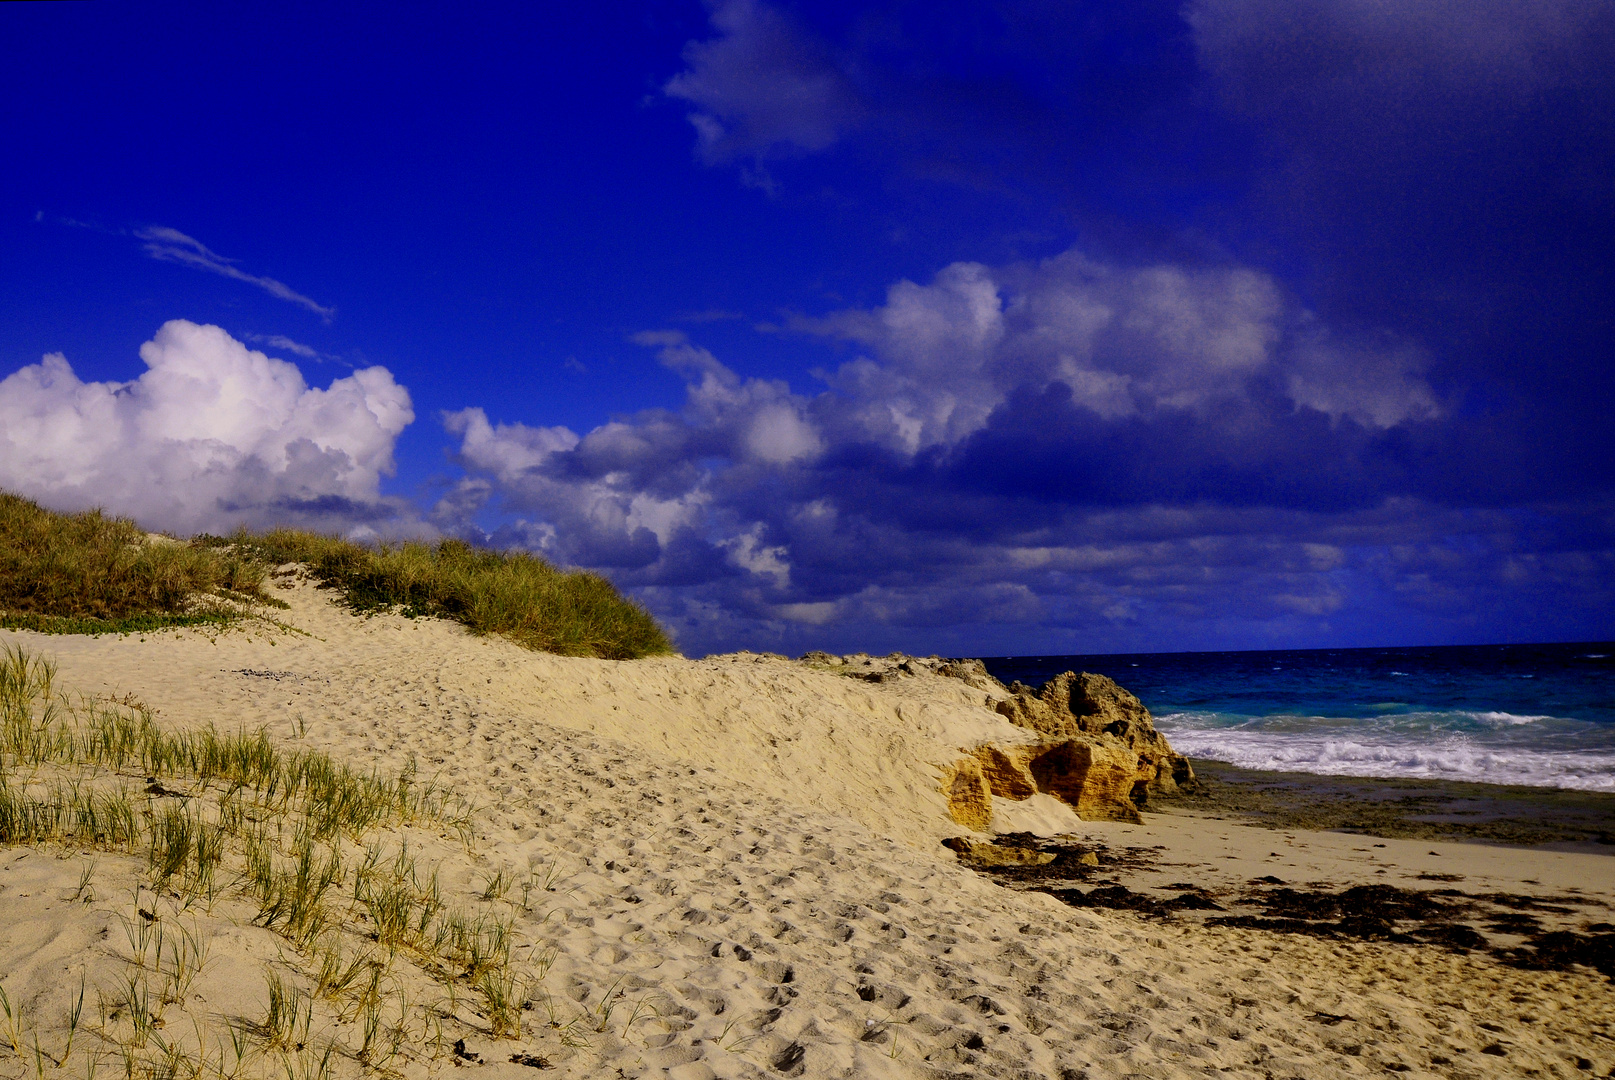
[{"left": 979, "top": 642, "right": 1615, "bottom": 792}]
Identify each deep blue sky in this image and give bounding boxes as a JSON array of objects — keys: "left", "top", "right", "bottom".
[{"left": 2, "top": 0, "right": 1612, "bottom": 656}]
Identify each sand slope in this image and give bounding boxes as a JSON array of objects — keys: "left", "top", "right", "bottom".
[{"left": 1, "top": 578, "right": 1611, "bottom": 1079}]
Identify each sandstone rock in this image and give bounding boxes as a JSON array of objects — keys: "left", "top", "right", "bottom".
[
  {"left": 941, "top": 836, "right": 1055, "bottom": 867},
  {"left": 790, "top": 648, "right": 1192, "bottom": 828},
  {"left": 940, "top": 756, "right": 993, "bottom": 832},
  {"left": 972, "top": 743, "right": 1039, "bottom": 801},
  {"left": 1069, "top": 671, "right": 1154, "bottom": 738},
  {"left": 934, "top": 658, "right": 1009, "bottom": 694},
  {"left": 1025, "top": 738, "right": 1146, "bottom": 823},
  {"left": 798, "top": 651, "right": 1007, "bottom": 694},
  {"left": 993, "top": 671, "right": 1195, "bottom": 821},
  {"left": 996, "top": 671, "right": 1125, "bottom": 740}
]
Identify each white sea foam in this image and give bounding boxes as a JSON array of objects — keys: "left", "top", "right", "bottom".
[
  {"left": 1156, "top": 709, "right": 1570, "bottom": 734},
  {"left": 1468, "top": 710, "right": 1552, "bottom": 727},
  {"left": 1159, "top": 727, "right": 1615, "bottom": 791}
]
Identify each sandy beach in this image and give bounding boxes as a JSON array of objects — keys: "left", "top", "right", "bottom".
[{"left": 0, "top": 577, "right": 1610, "bottom": 1079}]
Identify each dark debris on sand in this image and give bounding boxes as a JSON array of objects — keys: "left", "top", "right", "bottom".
[
  {"left": 956, "top": 836, "right": 1615, "bottom": 982},
  {"left": 1155, "top": 760, "right": 1615, "bottom": 847}
]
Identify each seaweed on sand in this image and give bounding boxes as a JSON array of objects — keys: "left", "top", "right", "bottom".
[{"left": 952, "top": 833, "right": 1615, "bottom": 981}]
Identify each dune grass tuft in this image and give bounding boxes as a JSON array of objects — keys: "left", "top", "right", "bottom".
[
  {"left": 0, "top": 645, "right": 572, "bottom": 1077},
  {"left": 1, "top": 488, "right": 674, "bottom": 659},
  {"left": 0, "top": 492, "right": 272, "bottom": 635},
  {"left": 219, "top": 528, "right": 674, "bottom": 660}
]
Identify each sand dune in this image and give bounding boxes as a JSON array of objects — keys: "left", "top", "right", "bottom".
[{"left": 0, "top": 577, "right": 1610, "bottom": 1079}]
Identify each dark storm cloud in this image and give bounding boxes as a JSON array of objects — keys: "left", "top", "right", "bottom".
[
  {"left": 668, "top": 0, "right": 1614, "bottom": 351},
  {"left": 1185, "top": 0, "right": 1615, "bottom": 529},
  {"left": 664, "top": 0, "right": 865, "bottom": 163},
  {"left": 422, "top": 0, "right": 1615, "bottom": 654},
  {"left": 1188, "top": 0, "right": 1615, "bottom": 275},
  {"left": 1188, "top": 1, "right": 1615, "bottom": 454},
  {"left": 669, "top": 1, "right": 1613, "bottom": 252},
  {"left": 428, "top": 244, "right": 1615, "bottom": 655},
  {"left": 662, "top": 0, "right": 1219, "bottom": 207}
]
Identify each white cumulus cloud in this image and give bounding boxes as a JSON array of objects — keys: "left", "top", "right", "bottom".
[
  {"left": 806, "top": 246, "right": 1438, "bottom": 450},
  {"left": 0, "top": 320, "right": 413, "bottom": 535}
]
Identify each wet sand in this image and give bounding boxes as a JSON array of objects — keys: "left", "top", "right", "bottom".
[{"left": 1157, "top": 759, "right": 1615, "bottom": 847}]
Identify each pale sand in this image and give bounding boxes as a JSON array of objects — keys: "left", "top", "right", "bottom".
[{"left": 0, "top": 576, "right": 1611, "bottom": 1079}]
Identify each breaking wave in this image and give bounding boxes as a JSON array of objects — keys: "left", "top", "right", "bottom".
[{"left": 1156, "top": 709, "right": 1615, "bottom": 791}]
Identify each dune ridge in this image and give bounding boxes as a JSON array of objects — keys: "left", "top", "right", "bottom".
[{"left": 0, "top": 576, "right": 1609, "bottom": 1078}]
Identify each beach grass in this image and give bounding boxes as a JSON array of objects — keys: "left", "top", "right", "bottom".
[
  {"left": 0, "top": 645, "right": 554, "bottom": 1078},
  {"left": 0, "top": 489, "right": 674, "bottom": 659},
  {"left": 210, "top": 527, "right": 673, "bottom": 660},
  {"left": 0, "top": 493, "right": 271, "bottom": 635}
]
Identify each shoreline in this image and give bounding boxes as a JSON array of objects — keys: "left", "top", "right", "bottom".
[{"left": 1155, "top": 758, "right": 1615, "bottom": 848}]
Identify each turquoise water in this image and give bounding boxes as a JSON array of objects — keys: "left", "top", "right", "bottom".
[{"left": 980, "top": 642, "right": 1615, "bottom": 791}]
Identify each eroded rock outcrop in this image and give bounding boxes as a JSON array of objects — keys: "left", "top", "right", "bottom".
[
  {"left": 972, "top": 743, "right": 1039, "bottom": 800},
  {"left": 796, "top": 651, "right": 1194, "bottom": 828},
  {"left": 991, "top": 671, "right": 1195, "bottom": 822},
  {"left": 799, "top": 651, "right": 1008, "bottom": 694},
  {"left": 939, "top": 755, "right": 993, "bottom": 832}
]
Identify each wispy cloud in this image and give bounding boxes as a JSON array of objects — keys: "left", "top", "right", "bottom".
[
  {"left": 664, "top": 0, "right": 864, "bottom": 163},
  {"left": 135, "top": 227, "right": 335, "bottom": 320},
  {"left": 242, "top": 332, "right": 350, "bottom": 366},
  {"left": 247, "top": 333, "right": 317, "bottom": 358}
]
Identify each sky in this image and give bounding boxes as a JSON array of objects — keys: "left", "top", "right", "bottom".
[{"left": 2, "top": 0, "right": 1612, "bottom": 657}]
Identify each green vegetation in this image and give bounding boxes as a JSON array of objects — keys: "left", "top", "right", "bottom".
[
  {"left": 214, "top": 527, "right": 673, "bottom": 659},
  {"left": 0, "top": 490, "right": 674, "bottom": 659},
  {"left": 0, "top": 493, "right": 269, "bottom": 635}
]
